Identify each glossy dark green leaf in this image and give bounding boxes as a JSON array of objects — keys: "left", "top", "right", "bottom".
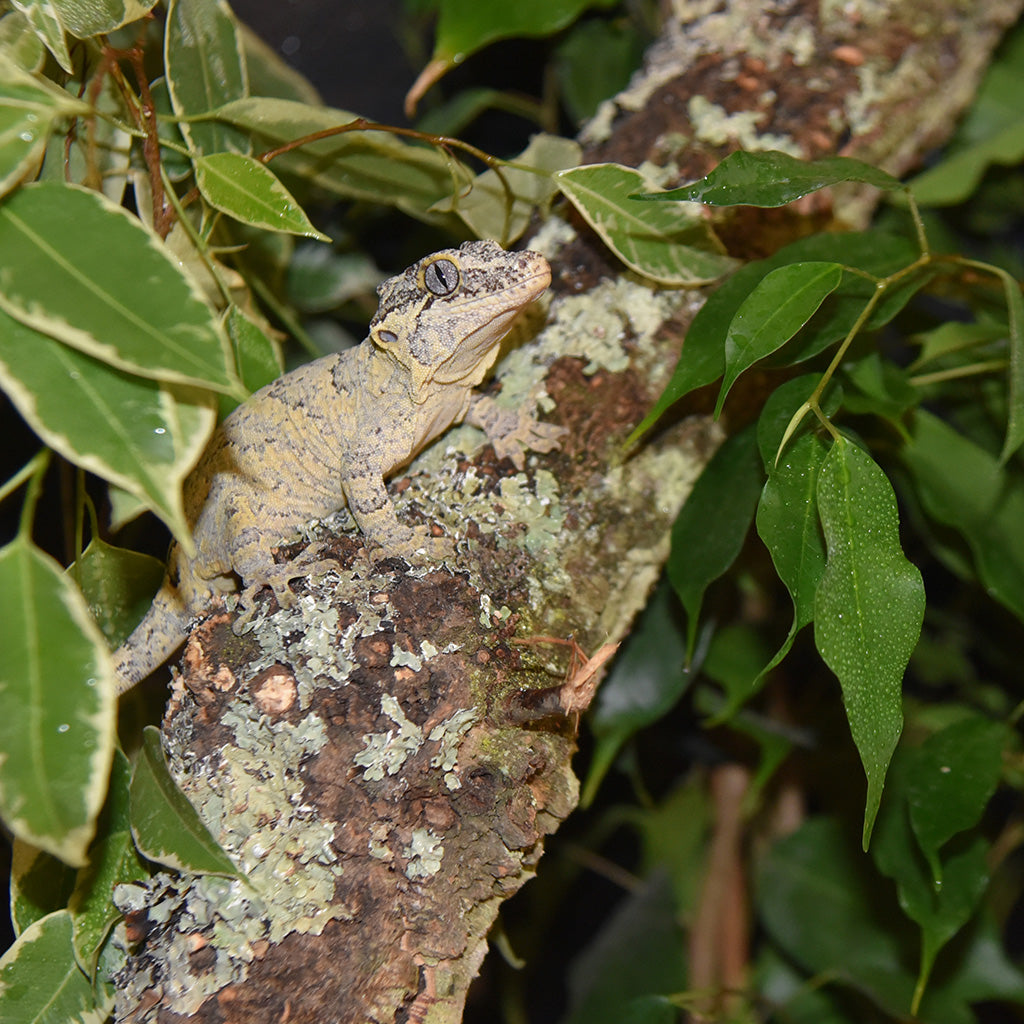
[
  {"left": 634, "top": 151, "right": 903, "bottom": 207},
  {"left": 906, "top": 715, "right": 1005, "bottom": 883},
  {"left": 901, "top": 411, "right": 1024, "bottom": 622},
  {"left": 814, "top": 438, "right": 924, "bottom": 847},
  {"left": 872, "top": 755, "right": 991, "bottom": 1012},
  {"left": 759, "top": 818, "right": 917, "bottom": 1011},
  {"left": 129, "top": 727, "right": 240, "bottom": 877},
  {"left": 222, "top": 305, "right": 282, "bottom": 416},
  {"left": 8, "top": 841, "right": 77, "bottom": 935},
  {"left": 668, "top": 423, "right": 763, "bottom": 655},
  {"left": 582, "top": 580, "right": 689, "bottom": 805},
  {"left": 70, "top": 536, "right": 164, "bottom": 649},
  {"left": 715, "top": 262, "right": 842, "bottom": 416},
  {"left": 627, "top": 230, "right": 918, "bottom": 444}
]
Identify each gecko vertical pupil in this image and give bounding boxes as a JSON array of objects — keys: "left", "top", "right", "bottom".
[{"left": 424, "top": 258, "right": 459, "bottom": 296}]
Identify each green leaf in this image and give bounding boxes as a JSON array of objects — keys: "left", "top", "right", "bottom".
[
  {"left": 70, "top": 537, "right": 165, "bottom": 649},
  {"left": 0, "top": 309, "right": 216, "bottom": 548},
  {"left": 69, "top": 748, "right": 146, "bottom": 976},
  {"left": 561, "top": 873, "right": 687, "bottom": 1024},
  {"left": 634, "top": 150, "right": 904, "bottom": 207},
  {"left": 239, "top": 23, "right": 322, "bottom": 106},
  {"left": 51, "top": 0, "right": 157, "bottom": 37},
  {"left": 582, "top": 580, "right": 690, "bottom": 805},
  {"left": 556, "top": 18, "right": 646, "bottom": 123},
  {"left": 555, "top": 163, "right": 737, "bottom": 285},
  {"left": 432, "top": 133, "right": 581, "bottom": 244},
  {"left": 213, "top": 97, "right": 457, "bottom": 221},
  {"left": 901, "top": 411, "right": 1024, "bottom": 622},
  {"left": 759, "top": 818, "right": 917, "bottom": 1011},
  {"left": 130, "top": 726, "right": 241, "bottom": 877},
  {"left": 0, "top": 10, "right": 46, "bottom": 71},
  {"left": 194, "top": 152, "right": 330, "bottom": 240},
  {"left": 0, "top": 910, "right": 111, "bottom": 1023},
  {"left": 0, "top": 182, "right": 240, "bottom": 394},
  {"left": 223, "top": 304, "right": 281, "bottom": 401},
  {"left": 0, "top": 536, "right": 115, "bottom": 867},
  {"left": 626, "top": 229, "right": 919, "bottom": 444},
  {"left": 9, "top": 840, "right": 77, "bottom": 935},
  {"left": 431, "top": 0, "right": 616, "bottom": 64},
  {"left": 840, "top": 352, "right": 918, "bottom": 419},
  {"left": 814, "top": 437, "right": 924, "bottom": 847},
  {"left": 668, "top": 422, "right": 764, "bottom": 655},
  {"left": 872, "top": 755, "right": 992, "bottom": 1012},
  {"left": 0, "top": 62, "right": 89, "bottom": 198},
  {"left": 286, "top": 245, "right": 383, "bottom": 315},
  {"left": 905, "top": 716, "right": 1005, "bottom": 884},
  {"left": 990, "top": 263, "right": 1024, "bottom": 462},
  {"left": 165, "top": 0, "right": 249, "bottom": 157},
  {"left": 715, "top": 262, "right": 842, "bottom": 416},
  {"left": 10, "top": 0, "right": 72, "bottom": 72}
]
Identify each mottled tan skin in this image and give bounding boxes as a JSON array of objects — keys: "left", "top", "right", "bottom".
[{"left": 114, "top": 241, "right": 557, "bottom": 694}]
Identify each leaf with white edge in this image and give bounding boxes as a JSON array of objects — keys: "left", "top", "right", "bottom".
[
  {"left": 0, "top": 61, "right": 90, "bottom": 197},
  {"left": 213, "top": 97, "right": 457, "bottom": 220},
  {"left": 10, "top": 840, "right": 77, "bottom": 935},
  {"left": 634, "top": 150, "right": 904, "bottom": 207},
  {"left": 0, "top": 536, "right": 115, "bottom": 867},
  {"left": 906, "top": 716, "right": 1005, "bottom": 886},
  {"left": 668, "top": 422, "right": 763, "bottom": 655},
  {"left": 0, "top": 910, "right": 112, "bottom": 1023},
  {"left": 556, "top": 163, "right": 737, "bottom": 285},
  {"left": 715, "top": 262, "right": 842, "bottom": 416},
  {"left": 70, "top": 749, "right": 146, "bottom": 976},
  {"left": 0, "top": 309, "right": 215, "bottom": 549},
  {"left": 10, "top": 0, "right": 72, "bottom": 72},
  {"left": 165, "top": 0, "right": 249, "bottom": 156},
  {"left": 0, "top": 182, "right": 241, "bottom": 394},
  {"left": 52, "top": 0, "right": 157, "bottom": 36},
  {"left": 130, "top": 727, "right": 241, "bottom": 877},
  {"left": 432, "top": 134, "right": 581, "bottom": 244},
  {"left": 1, "top": 9, "right": 47, "bottom": 70},
  {"left": 814, "top": 437, "right": 924, "bottom": 848},
  {"left": 195, "top": 152, "right": 330, "bottom": 240}
]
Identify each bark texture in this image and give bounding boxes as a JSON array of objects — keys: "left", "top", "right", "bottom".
[{"left": 114, "top": 2, "right": 1023, "bottom": 1021}]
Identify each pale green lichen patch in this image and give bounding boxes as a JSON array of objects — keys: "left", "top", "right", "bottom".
[
  {"left": 354, "top": 693, "right": 424, "bottom": 781},
  {"left": 687, "top": 95, "right": 801, "bottom": 155},
  {"left": 428, "top": 708, "right": 479, "bottom": 790},
  {"left": 402, "top": 828, "right": 444, "bottom": 879}
]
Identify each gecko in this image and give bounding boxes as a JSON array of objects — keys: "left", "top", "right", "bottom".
[{"left": 113, "top": 240, "right": 560, "bottom": 694}]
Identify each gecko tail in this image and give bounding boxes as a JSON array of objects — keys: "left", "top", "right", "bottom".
[{"left": 112, "top": 581, "right": 190, "bottom": 695}]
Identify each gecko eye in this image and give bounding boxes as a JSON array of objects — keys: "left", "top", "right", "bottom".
[
  {"left": 423, "top": 258, "right": 460, "bottom": 296},
  {"left": 377, "top": 330, "right": 398, "bottom": 344}
]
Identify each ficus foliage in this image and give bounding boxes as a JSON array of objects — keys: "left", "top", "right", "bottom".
[{"left": 0, "top": 1, "right": 1023, "bottom": 1022}]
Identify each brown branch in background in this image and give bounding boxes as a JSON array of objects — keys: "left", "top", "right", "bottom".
[
  {"left": 689, "top": 764, "right": 751, "bottom": 1021},
  {"left": 103, "top": 24, "right": 174, "bottom": 238}
]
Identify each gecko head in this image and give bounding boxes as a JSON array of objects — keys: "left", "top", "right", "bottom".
[{"left": 368, "top": 240, "right": 551, "bottom": 401}]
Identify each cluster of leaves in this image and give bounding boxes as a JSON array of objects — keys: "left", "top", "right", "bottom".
[{"left": 1, "top": 1, "right": 1023, "bottom": 1023}]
